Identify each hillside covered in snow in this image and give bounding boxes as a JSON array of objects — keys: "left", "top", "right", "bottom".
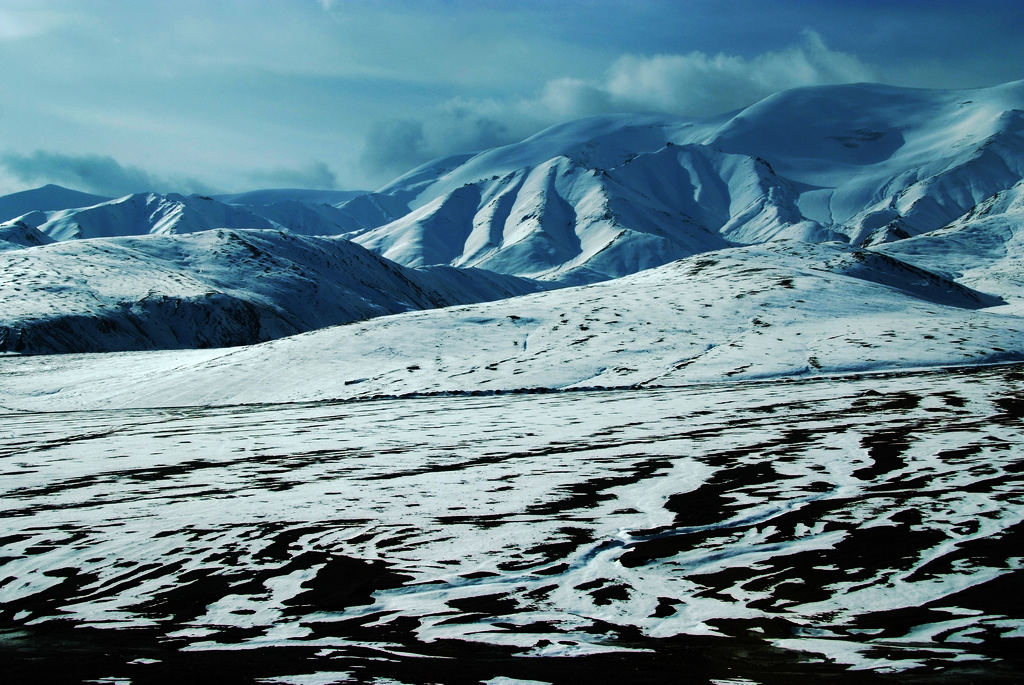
[
  {"left": 3, "top": 239, "right": 1020, "bottom": 411},
  {"left": 0, "top": 229, "right": 545, "bottom": 354}
]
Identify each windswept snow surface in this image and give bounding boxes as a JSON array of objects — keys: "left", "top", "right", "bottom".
[
  {"left": 1, "top": 240, "right": 1019, "bottom": 410},
  {"left": 2, "top": 364, "right": 1023, "bottom": 682},
  {"left": 0, "top": 228, "right": 546, "bottom": 354}
]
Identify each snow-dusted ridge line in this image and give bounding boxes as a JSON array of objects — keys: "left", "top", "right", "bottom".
[{"left": 3, "top": 187, "right": 398, "bottom": 243}]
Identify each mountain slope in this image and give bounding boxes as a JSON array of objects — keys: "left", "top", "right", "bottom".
[
  {"left": 0, "top": 220, "right": 54, "bottom": 251},
  {"left": 354, "top": 144, "right": 840, "bottom": 282},
  {"left": 875, "top": 179, "right": 1024, "bottom": 304},
  {"left": 0, "top": 228, "right": 546, "bottom": 354},
  {"left": 2, "top": 240, "right": 1018, "bottom": 410},
  {"left": 702, "top": 80, "right": 1024, "bottom": 240}
]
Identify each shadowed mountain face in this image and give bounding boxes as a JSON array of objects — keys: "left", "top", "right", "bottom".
[
  {"left": 0, "top": 184, "right": 110, "bottom": 224},
  {"left": 2, "top": 364, "right": 1023, "bottom": 683}
]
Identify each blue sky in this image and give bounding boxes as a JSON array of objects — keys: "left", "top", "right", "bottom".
[{"left": 0, "top": 0, "right": 1021, "bottom": 195}]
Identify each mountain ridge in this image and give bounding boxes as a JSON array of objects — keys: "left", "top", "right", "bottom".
[
  {"left": 0, "top": 228, "right": 546, "bottom": 354},
  {"left": 2, "top": 79, "right": 1024, "bottom": 367}
]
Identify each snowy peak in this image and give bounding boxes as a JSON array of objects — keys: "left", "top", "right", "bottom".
[
  {"left": 703, "top": 81, "right": 1024, "bottom": 236},
  {"left": 354, "top": 142, "right": 836, "bottom": 282},
  {"left": 376, "top": 114, "right": 680, "bottom": 209}
]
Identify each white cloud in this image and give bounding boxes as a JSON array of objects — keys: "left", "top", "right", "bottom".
[
  {"left": 549, "top": 29, "right": 875, "bottom": 118},
  {"left": 360, "top": 31, "right": 877, "bottom": 176},
  {"left": 0, "top": 8, "right": 71, "bottom": 40},
  {"left": 0, "top": 150, "right": 212, "bottom": 196}
]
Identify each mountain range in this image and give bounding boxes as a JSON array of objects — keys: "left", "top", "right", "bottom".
[{"left": 2, "top": 79, "right": 1024, "bottom": 404}]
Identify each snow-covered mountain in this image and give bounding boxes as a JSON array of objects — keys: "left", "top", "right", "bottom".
[
  {"left": 34, "top": 192, "right": 278, "bottom": 240},
  {"left": 0, "top": 186, "right": 411, "bottom": 242},
  {"left": 0, "top": 183, "right": 110, "bottom": 223},
  {"left": 2, "top": 80, "right": 1024, "bottom": 362},
  {"left": 6, "top": 80, "right": 1022, "bottom": 285},
  {"left": 0, "top": 228, "right": 545, "bottom": 354},
  {"left": 348, "top": 81, "right": 1024, "bottom": 282}
]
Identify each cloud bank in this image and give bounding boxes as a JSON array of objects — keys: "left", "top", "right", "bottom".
[
  {"left": 362, "top": 31, "right": 876, "bottom": 177},
  {"left": 0, "top": 151, "right": 211, "bottom": 197},
  {"left": 1, "top": 30, "right": 880, "bottom": 193},
  {"left": 0, "top": 151, "right": 344, "bottom": 196}
]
